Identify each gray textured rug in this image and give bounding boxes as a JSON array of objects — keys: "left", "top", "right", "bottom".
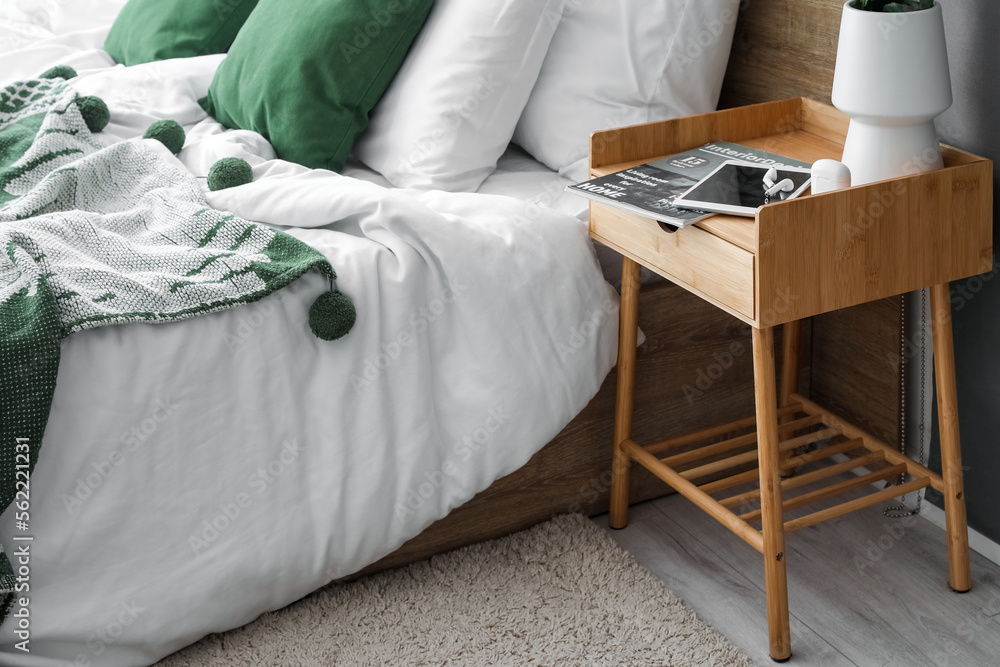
[{"left": 158, "top": 514, "right": 753, "bottom": 666}]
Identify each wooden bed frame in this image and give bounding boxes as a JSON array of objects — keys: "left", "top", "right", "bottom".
[{"left": 355, "top": 0, "right": 904, "bottom": 578}]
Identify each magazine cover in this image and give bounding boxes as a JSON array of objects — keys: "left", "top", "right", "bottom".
[{"left": 568, "top": 141, "right": 813, "bottom": 227}]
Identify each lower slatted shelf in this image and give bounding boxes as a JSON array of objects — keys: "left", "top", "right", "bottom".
[{"left": 626, "top": 400, "right": 940, "bottom": 542}]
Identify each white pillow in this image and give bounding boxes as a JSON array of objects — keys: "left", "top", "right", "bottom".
[
  {"left": 353, "top": 0, "right": 564, "bottom": 192},
  {"left": 513, "top": 0, "right": 739, "bottom": 182}
]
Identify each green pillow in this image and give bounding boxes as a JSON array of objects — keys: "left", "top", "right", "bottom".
[
  {"left": 199, "top": 0, "right": 435, "bottom": 172},
  {"left": 104, "top": 0, "right": 259, "bottom": 66}
]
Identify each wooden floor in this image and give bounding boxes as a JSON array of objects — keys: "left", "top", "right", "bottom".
[{"left": 595, "top": 494, "right": 1000, "bottom": 667}]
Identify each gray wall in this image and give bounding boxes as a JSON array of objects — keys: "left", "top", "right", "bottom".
[{"left": 925, "top": 1, "right": 1000, "bottom": 543}]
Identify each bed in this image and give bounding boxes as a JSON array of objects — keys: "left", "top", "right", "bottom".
[
  {"left": 0, "top": 1, "right": 747, "bottom": 665},
  {"left": 0, "top": 1, "right": 909, "bottom": 665}
]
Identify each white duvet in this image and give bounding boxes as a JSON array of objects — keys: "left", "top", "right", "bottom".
[{"left": 0, "top": 6, "right": 618, "bottom": 665}]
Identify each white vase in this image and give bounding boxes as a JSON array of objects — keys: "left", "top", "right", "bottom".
[{"left": 831, "top": 1, "right": 952, "bottom": 185}]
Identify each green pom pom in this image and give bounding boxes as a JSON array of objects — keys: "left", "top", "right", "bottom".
[
  {"left": 76, "top": 96, "right": 109, "bottom": 133},
  {"left": 40, "top": 65, "right": 77, "bottom": 80},
  {"left": 309, "top": 291, "right": 356, "bottom": 341},
  {"left": 207, "top": 157, "right": 253, "bottom": 191},
  {"left": 143, "top": 120, "right": 186, "bottom": 155}
]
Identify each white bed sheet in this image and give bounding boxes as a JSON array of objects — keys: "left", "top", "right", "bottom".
[{"left": 0, "top": 11, "right": 619, "bottom": 667}]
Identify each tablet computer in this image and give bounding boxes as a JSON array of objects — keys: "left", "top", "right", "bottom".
[{"left": 673, "top": 160, "right": 812, "bottom": 217}]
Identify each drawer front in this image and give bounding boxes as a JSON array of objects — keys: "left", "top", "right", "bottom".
[{"left": 590, "top": 203, "right": 755, "bottom": 321}]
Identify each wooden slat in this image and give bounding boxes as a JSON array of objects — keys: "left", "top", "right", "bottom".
[
  {"left": 679, "top": 426, "right": 839, "bottom": 482},
  {"left": 646, "top": 413, "right": 757, "bottom": 457},
  {"left": 780, "top": 438, "right": 867, "bottom": 470},
  {"left": 645, "top": 404, "right": 802, "bottom": 456},
  {"left": 778, "top": 427, "right": 841, "bottom": 451},
  {"left": 719, "top": 451, "right": 885, "bottom": 509},
  {"left": 661, "top": 414, "right": 822, "bottom": 467},
  {"left": 784, "top": 478, "right": 931, "bottom": 533},
  {"left": 740, "top": 463, "right": 907, "bottom": 523},
  {"left": 622, "top": 439, "right": 764, "bottom": 553},
  {"left": 791, "top": 393, "right": 945, "bottom": 492},
  {"left": 697, "top": 468, "right": 762, "bottom": 497},
  {"left": 697, "top": 437, "right": 866, "bottom": 497}
]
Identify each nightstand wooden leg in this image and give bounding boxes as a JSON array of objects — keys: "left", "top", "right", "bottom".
[
  {"left": 930, "top": 282, "right": 972, "bottom": 593},
  {"left": 778, "top": 320, "right": 803, "bottom": 477},
  {"left": 779, "top": 320, "right": 801, "bottom": 413},
  {"left": 609, "top": 257, "right": 642, "bottom": 529},
  {"left": 753, "top": 326, "right": 792, "bottom": 661}
]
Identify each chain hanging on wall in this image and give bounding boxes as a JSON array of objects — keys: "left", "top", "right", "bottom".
[{"left": 885, "top": 290, "right": 926, "bottom": 518}]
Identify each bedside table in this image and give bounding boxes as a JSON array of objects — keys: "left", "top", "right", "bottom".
[{"left": 588, "top": 98, "right": 993, "bottom": 662}]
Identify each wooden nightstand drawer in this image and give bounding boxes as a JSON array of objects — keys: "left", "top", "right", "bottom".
[{"left": 589, "top": 203, "right": 754, "bottom": 320}]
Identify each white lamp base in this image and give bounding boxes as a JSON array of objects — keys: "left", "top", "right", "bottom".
[{"left": 840, "top": 118, "right": 943, "bottom": 186}]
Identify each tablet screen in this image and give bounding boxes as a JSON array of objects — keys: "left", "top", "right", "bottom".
[{"left": 679, "top": 163, "right": 812, "bottom": 210}]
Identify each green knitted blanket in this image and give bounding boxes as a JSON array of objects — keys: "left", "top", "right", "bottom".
[{"left": 0, "top": 79, "right": 351, "bottom": 622}]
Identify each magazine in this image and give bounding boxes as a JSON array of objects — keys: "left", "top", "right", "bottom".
[{"left": 568, "top": 141, "right": 813, "bottom": 228}]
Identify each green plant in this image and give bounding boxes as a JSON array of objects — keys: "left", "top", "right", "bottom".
[{"left": 852, "top": 0, "right": 933, "bottom": 11}]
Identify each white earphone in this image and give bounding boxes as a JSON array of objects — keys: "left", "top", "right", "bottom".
[{"left": 762, "top": 167, "right": 795, "bottom": 200}]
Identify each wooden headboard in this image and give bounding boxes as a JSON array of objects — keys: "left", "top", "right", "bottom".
[
  {"left": 718, "top": 0, "right": 905, "bottom": 448},
  {"left": 720, "top": 0, "right": 845, "bottom": 108}
]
